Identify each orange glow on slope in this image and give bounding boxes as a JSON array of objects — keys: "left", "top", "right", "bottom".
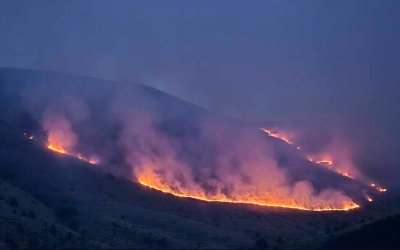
[
  {"left": 25, "top": 130, "right": 99, "bottom": 165},
  {"left": 260, "top": 128, "right": 387, "bottom": 193},
  {"left": 47, "top": 143, "right": 98, "bottom": 165},
  {"left": 337, "top": 170, "right": 355, "bottom": 179},
  {"left": 316, "top": 159, "right": 333, "bottom": 166},
  {"left": 77, "top": 154, "right": 99, "bottom": 165},
  {"left": 308, "top": 156, "right": 334, "bottom": 167},
  {"left": 260, "top": 128, "right": 354, "bottom": 179},
  {"left": 47, "top": 143, "right": 68, "bottom": 155},
  {"left": 307, "top": 155, "right": 358, "bottom": 180},
  {"left": 137, "top": 168, "right": 359, "bottom": 212},
  {"left": 260, "top": 128, "right": 294, "bottom": 145},
  {"left": 42, "top": 115, "right": 99, "bottom": 165}
]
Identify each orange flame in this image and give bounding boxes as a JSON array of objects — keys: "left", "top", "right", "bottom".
[
  {"left": 260, "top": 128, "right": 294, "bottom": 145},
  {"left": 336, "top": 170, "right": 355, "bottom": 180},
  {"left": 261, "top": 128, "right": 350, "bottom": 179},
  {"left": 47, "top": 143, "right": 98, "bottom": 165},
  {"left": 77, "top": 153, "right": 99, "bottom": 165},
  {"left": 35, "top": 122, "right": 377, "bottom": 211},
  {"left": 260, "top": 128, "right": 387, "bottom": 193},
  {"left": 137, "top": 168, "right": 359, "bottom": 212},
  {"left": 315, "top": 159, "right": 333, "bottom": 166},
  {"left": 42, "top": 115, "right": 99, "bottom": 165},
  {"left": 47, "top": 143, "right": 68, "bottom": 155},
  {"left": 370, "top": 183, "right": 387, "bottom": 192}
]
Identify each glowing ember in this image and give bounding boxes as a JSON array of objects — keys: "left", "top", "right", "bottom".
[
  {"left": 23, "top": 132, "right": 34, "bottom": 140},
  {"left": 77, "top": 153, "right": 99, "bottom": 165},
  {"left": 137, "top": 168, "right": 359, "bottom": 211},
  {"left": 377, "top": 187, "right": 387, "bottom": 192},
  {"left": 315, "top": 159, "right": 333, "bottom": 166},
  {"left": 337, "top": 170, "right": 355, "bottom": 179},
  {"left": 307, "top": 156, "right": 334, "bottom": 167},
  {"left": 370, "top": 183, "right": 387, "bottom": 192},
  {"left": 366, "top": 195, "right": 373, "bottom": 202}
]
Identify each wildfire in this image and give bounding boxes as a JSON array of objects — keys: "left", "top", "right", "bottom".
[
  {"left": 260, "top": 128, "right": 351, "bottom": 180},
  {"left": 370, "top": 183, "right": 387, "bottom": 192},
  {"left": 337, "top": 170, "right": 355, "bottom": 180},
  {"left": 137, "top": 169, "right": 359, "bottom": 212},
  {"left": 77, "top": 154, "right": 99, "bottom": 165},
  {"left": 24, "top": 132, "right": 99, "bottom": 165},
  {"left": 41, "top": 115, "right": 99, "bottom": 165},
  {"left": 307, "top": 156, "right": 334, "bottom": 167},
  {"left": 316, "top": 159, "right": 333, "bottom": 166},
  {"left": 260, "top": 127, "right": 387, "bottom": 194},
  {"left": 260, "top": 128, "right": 294, "bottom": 145},
  {"left": 25, "top": 119, "right": 382, "bottom": 212},
  {"left": 47, "top": 143, "right": 68, "bottom": 155},
  {"left": 47, "top": 143, "right": 98, "bottom": 165},
  {"left": 260, "top": 127, "right": 353, "bottom": 180}
]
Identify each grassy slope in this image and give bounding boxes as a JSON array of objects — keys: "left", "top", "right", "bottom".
[{"left": 0, "top": 68, "right": 399, "bottom": 249}]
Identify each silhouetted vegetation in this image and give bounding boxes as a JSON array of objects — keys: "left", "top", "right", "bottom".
[
  {"left": 28, "top": 210, "right": 36, "bottom": 219},
  {"left": 55, "top": 206, "right": 79, "bottom": 218},
  {"left": 157, "top": 237, "right": 169, "bottom": 248},
  {"left": 9, "top": 197, "right": 18, "bottom": 207},
  {"left": 322, "top": 213, "right": 400, "bottom": 249},
  {"left": 255, "top": 237, "right": 269, "bottom": 249},
  {"left": 48, "top": 225, "right": 57, "bottom": 236}
]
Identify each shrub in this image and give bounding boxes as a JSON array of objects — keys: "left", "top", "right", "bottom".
[
  {"left": 28, "top": 210, "right": 36, "bottom": 219},
  {"left": 157, "top": 237, "right": 169, "bottom": 248},
  {"left": 255, "top": 237, "right": 269, "bottom": 249},
  {"left": 9, "top": 198, "right": 18, "bottom": 207}
]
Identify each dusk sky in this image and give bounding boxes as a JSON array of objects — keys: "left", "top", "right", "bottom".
[{"left": 1, "top": 0, "right": 400, "bottom": 181}]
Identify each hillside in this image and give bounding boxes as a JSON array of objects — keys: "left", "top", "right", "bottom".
[
  {"left": 0, "top": 177, "right": 101, "bottom": 248},
  {"left": 0, "top": 68, "right": 398, "bottom": 249}
]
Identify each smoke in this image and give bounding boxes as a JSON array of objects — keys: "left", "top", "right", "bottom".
[
  {"left": 0, "top": 71, "right": 364, "bottom": 210},
  {"left": 114, "top": 106, "right": 357, "bottom": 210},
  {"left": 272, "top": 122, "right": 371, "bottom": 184},
  {"left": 42, "top": 114, "right": 78, "bottom": 153}
]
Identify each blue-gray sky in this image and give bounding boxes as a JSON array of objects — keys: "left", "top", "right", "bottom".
[{"left": 1, "top": 0, "right": 400, "bottom": 181}]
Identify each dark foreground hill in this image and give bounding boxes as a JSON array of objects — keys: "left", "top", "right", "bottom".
[
  {"left": 321, "top": 213, "right": 400, "bottom": 249},
  {"left": 0, "top": 68, "right": 398, "bottom": 249}
]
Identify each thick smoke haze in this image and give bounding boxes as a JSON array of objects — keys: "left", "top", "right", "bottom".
[
  {"left": 0, "top": 0, "right": 399, "bottom": 185},
  {"left": 0, "top": 71, "right": 366, "bottom": 210}
]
